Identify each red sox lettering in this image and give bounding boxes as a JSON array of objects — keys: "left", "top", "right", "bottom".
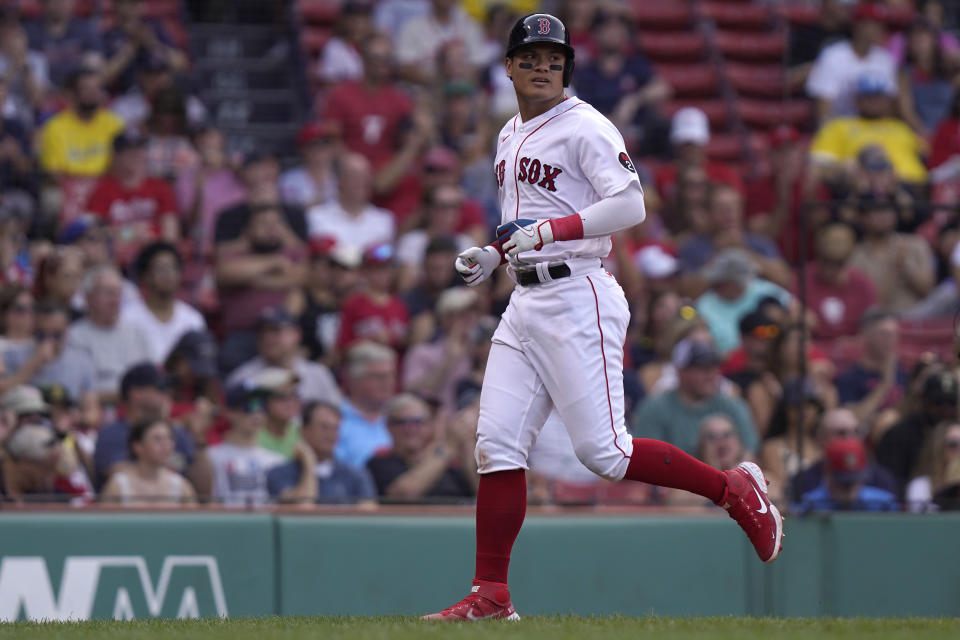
[{"left": 516, "top": 157, "right": 563, "bottom": 192}]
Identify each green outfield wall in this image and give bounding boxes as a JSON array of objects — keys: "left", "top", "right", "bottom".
[{"left": 1, "top": 512, "right": 958, "bottom": 620}]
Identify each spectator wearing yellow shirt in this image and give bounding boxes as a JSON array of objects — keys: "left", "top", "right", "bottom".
[
  {"left": 809, "top": 73, "right": 928, "bottom": 186},
  {"left": 38, "top": 67, "right": 124, "bottom": 178}
]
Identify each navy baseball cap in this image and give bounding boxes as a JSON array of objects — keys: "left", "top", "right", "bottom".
[
  {"left": 112, "top": 130, "right": 148, "bottom": 153},
  {"left": 672, "top": 338, "right": 722, "bottom": 369},
  {"left": 167, "top": 330, "right": 218, "bottom": 379},
  {"left": 120, "top": 363, "right": 169, "bottom": 399},
  {"left": 257, "top": 306, "right": 297, "bottom": 330}
]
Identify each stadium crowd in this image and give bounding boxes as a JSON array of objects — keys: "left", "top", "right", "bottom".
[{"left": 1, "top": 0, "right": 960, "bottom": 515}]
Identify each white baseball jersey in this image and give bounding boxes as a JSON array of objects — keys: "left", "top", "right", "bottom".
[
  {"left": 493, "top": 96, "right": 642, "bottom": 264},
  {"left": 476, "top": 97, "right": 639, "bottom": 482}
]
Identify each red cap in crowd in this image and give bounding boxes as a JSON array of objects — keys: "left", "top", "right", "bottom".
[
  {"left": 297, "top": 121, "right": 339, "bottom": 146},
  {"left": 769, "top": 125, "right": 801, "bottom": 148},
  {"left": 825, "top": 438, "right": 868, "bottom": 484},
  {"left": 853, "top": 2, "right": 887, "bottom": 23}
]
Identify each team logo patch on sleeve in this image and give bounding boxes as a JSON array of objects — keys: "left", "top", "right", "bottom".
[{"left": 618, "top": 151, "right": 636, "bottom": 173}]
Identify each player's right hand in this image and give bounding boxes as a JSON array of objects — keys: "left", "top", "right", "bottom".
[{"left": 455, "top": 246, "right": 500, "bottom": 287}]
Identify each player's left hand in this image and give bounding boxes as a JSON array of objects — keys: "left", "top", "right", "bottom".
[{"left": 496, "top": 218, "right": 555, "bottom": 258}]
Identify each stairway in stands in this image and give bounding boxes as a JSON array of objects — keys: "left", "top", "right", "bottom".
[{"left": 188, "top": 12, "right": 308, "bottom": 160}]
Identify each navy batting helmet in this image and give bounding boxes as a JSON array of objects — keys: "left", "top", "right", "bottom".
[{"left": 506, "top": 13, "right": 575, "bottom": 87}]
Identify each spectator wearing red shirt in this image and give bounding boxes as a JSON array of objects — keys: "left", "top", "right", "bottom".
[
  {"left": 654, "top": 107, "right": 745, "bottom": 205},
  {"left": 799, "top": 223, "right": 877, "bottom": 345},
  {"left": 323, "top": 33, "right": 431, "bottom": 220},
  {"left": 85, "top": 130, "right": 178, "bottom": 268},
  {"left": 337, "top": 243, "right": 409, "bottom": 354},
  {"left": 215, "top": 203, "right": 306, "bottom": 374}
]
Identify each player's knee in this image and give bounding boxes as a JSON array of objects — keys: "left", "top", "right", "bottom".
[{"left": 572, "top": 441, "right": 623, "bottom": 482}]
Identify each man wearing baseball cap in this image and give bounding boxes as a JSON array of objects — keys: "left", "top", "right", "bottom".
[
  {"left": 795, "top": 438, "right": 898, "bottom": 513},
  {"left": 632, "top": 337, "right": 759, "bottom": 457}
]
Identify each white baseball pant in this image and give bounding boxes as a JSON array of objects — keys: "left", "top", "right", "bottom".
[{"left": 475, "top": 262, "right": 634, "bottom": 481}]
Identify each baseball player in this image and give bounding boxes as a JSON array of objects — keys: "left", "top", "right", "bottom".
[{"left": 423, "top": 14, "right": 784, "bottom": 622}]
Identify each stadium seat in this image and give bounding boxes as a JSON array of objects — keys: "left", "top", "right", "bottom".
[
  {"left": 631, "top": 1, "right": 694, "bottom": 30},
  {"left": 777, "top": 4, "right": 820, "bottom": 26},
  {"left": 639, "top": 32, "right": 708, "bottom": 62},
  {"left": 297, "top": 0, "right": 341, "bottom": 26},
  {"left": 714, "top": 30, "right": 787, "bottom": 61},
  {"left": 700, "top": 2, "right": 771, "bottom": 30},
  {"left": 17, "top": 0, "right": 95, "bottom": 17},
  {"left": 736, "top": 98, "right": 813, "bottom": 129},
  {"left": 655, "top": 63, "right": 720, "bottom": 97},
  {"left": 725, "top": 62, "right": 788, "bottom": 98},
  {"left": 664, "top": 98, "right": 730, "bottom": 129}
]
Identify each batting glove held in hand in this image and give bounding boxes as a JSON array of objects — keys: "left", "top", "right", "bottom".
[
  {"left": 455, "top": 246, "right": 501, "bottom": 286},
  {"left": 496, "top": 218, "right": 556, "bottom": 258}
]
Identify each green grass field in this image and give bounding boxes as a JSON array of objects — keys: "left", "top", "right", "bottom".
[{"left": 1, "top": 616, "right": 958, "bottom": 640}]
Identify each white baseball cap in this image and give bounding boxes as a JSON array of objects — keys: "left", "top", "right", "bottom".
[
  {"left": 634, "top": 245, "right": 678, "bottom": 279},
  {"left": 670, "top": 107, "right": 710, "bottom": 146}
]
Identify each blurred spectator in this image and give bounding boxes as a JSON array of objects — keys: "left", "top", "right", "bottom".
[
  {"left": 214, "top": 152, "right": 308, "bottom": 245},
  {"left": 0, "top": 195, "right": 33, "bottom": 286},
  {"left": 111, "top": 58, "right": 206, "bottom": 132},
  {"left": 214, "top": 204, "right": 307, "bottom": 374},
  {"left": 437, "top": 81, "right": 492, "bottom": 178},
  {"left": 306, "top": 152, "right": 395, "bottom": 251},
  {"left": 794, "top": 437, "right": 899, "bottom": 512},
  {"left": 631, "top": 244, "right": 679, "bottom": 295},
  {"left": 122, "top": 242, "right": 206, "bottom": 364},
  {"left": 759, "top": 378, "right": 825, "bottom": 504},
  {"left": 721, "top": 309, "right": 781, "bottom": 396},
  {"left": 835, "top": 146, "right": 918, "bottom": 230},
  {"left": 24, "top": 0, "right": 103, "bottom": 89},
  {"left": 787, "top": 0, "right": 850, "bottom": 88},
  {"left": 143, "top": 86, "right": 202, "bottom": 181},
  {"left": 887, "top": 0, "right": 960, "bottom": 67},
  {"left": 897, "top": 17, "right": 956, "bottom": 135},
  {"left": 280, "top": 122, "right": 339, "bottom": 210},
  {"left": 631, "top": 338, "right": 759, "bottom": 457},
  {"left": 848, "top": 194, "right": 935, "bottom": 311},
  {"left": 85, "top": 130, "right": 180, "bottom": 268},
  {"left": 1, "top": 396, "right": 91, "bottom": 503},
  {"left": 401, "top": 235, "right": 461, "bottom": 344},
  {"left": 163, "top": 330, "right": 221, "bottom": 430},
  {"left": 367, "top": 393, "right": 474, "bottom": 502},
  {"left": 41, "top": 381, "right": 94, "bottom": 480},
  {"left": 695, "top": 249, "right": 792, "bottom": 355},
  {"left": 92, "top": 363, "right": 201, "bottom": 491},
  {"left": 679, "top": 185, "right": 792, "bottom": 296},
  {"left": 317, "top": 1, "right": 373, "bottom": 85},
  {"left": 242, "top": 368, "right": 301, "bottom": 459},
  {"left": 38, "top": 67, "right": 124, "bottom": 178},
  {"left": 403, "top": 287, "right": 477, "bottom": 411},
  {"left": 175, "top": 126, "right": 245, "bottom": 256},
  {"left": 809, "top": 73, "right": 927, "bottom": 187},
  {"left": 373, "top": 0, "right": 430, "bottom": 41},
  {"left": 0, "top": 14, "right": 49, "bottom": 129},
  {"left": 206, "top": 383, "right": 289, "bottom": 506},
  {"left": 101, "top": 418, "right": 197, "bottom": 506},
  {"left": 835, "top": 310, "right": 908, "bottom": 424},
  {"left": 32, "top": 246, "right": 84, "bottom": 320},
  {"left": 396, "top": 186, "right": 473, "bottom": 291},
  {"left": 413, "top": 146, "right": 487, "bottom": 241},
  {"left": 336, "top": 244, "right": 409, "bottom": 353},
  {"left": 228, "top": 306, "right": 341, "bottom": 406},
  {"left": 654, "top": 108, "right": 744, "bottom": 205},
  {"left": 907, "top": 420, "right": 960, "bottom": 512},
  {"left": 450, "top": 315, "right": 496, "bottom": 411},
  {"left": 806, "top": 2, "right": 897, "bottom": 121},
  {"left": 58, "top": 216, "right": 141, "bottom": 313},
  {"left": 791, "top": 407, "right": 899, "bottom": 502},
  {"left": 0, "top": 75, "right": 34, "bottom": 198},
  {"left": 293, "top": 239, "right": 362, "bottom": 363},
  {"left": 877, "top": 370, "right": 959, "bottom": 492},
  {"left": 335, "top": 341, "right": 396, "bottom": 468},
  {"left": 3, "top": 301, "right": 98, "bottom": 427},
  {"left": 101, "top": 0, "right": 189, "bottom": 94},
  {"left": 323, "top": 33, "right": 432, "bottom": 219},
  {"left": 0, "top": 284, "right": 34, "bottom": 358},
  {"left": 395, "top": 0, "right": 486, "bottom": 85},
  {"left": 267, "top": 400, "right": 377, "bottom": 505},
  {"left": 928, "top": 93, "right": 960, "bottom": 182},
  {"left": 745, "top": 323, "right": 838, "bottom": 437},
  {"left": 574, "top": 13, "right": 670, "bottom": 155},
  {"left": 66, "top": 266, "right": 152, "bottom": 401},
  {"left": 662, "top": 414, "right": 749, "bottom": 506},
  {"left": 639, "top": 312, "right": 733, "bottom": 398},
  {"left": 631, "top": 289, "right": 683, "bottom": 375},
  {"left": 802, "top": 223, "right": 878, "bottom": 344}
]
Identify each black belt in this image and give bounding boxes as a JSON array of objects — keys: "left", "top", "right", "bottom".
[{"left": 516, "top": 263, "right": 572, "bottom": 286}]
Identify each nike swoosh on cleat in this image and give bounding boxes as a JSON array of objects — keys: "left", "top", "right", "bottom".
[
  {"left": 751, "top": 484, "right": 768, "bottom": 514},
  {"left": 465, "top": 610, "right": 502, "bottom": 621}
]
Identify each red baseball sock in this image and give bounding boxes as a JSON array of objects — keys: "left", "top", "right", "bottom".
[
  {"left": 474, "top": 469, "right": 526, "bottom": 585},
  {"left": 623, "top": 438, "right": 727, "bottom": 504}
]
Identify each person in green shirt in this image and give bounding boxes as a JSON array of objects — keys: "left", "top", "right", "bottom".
[
  {"left": 631, "top": 337, "right": 759, "bottom": 457},
  {"left": 252, "top": 367, "right": 302, "bottom": 458}
]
